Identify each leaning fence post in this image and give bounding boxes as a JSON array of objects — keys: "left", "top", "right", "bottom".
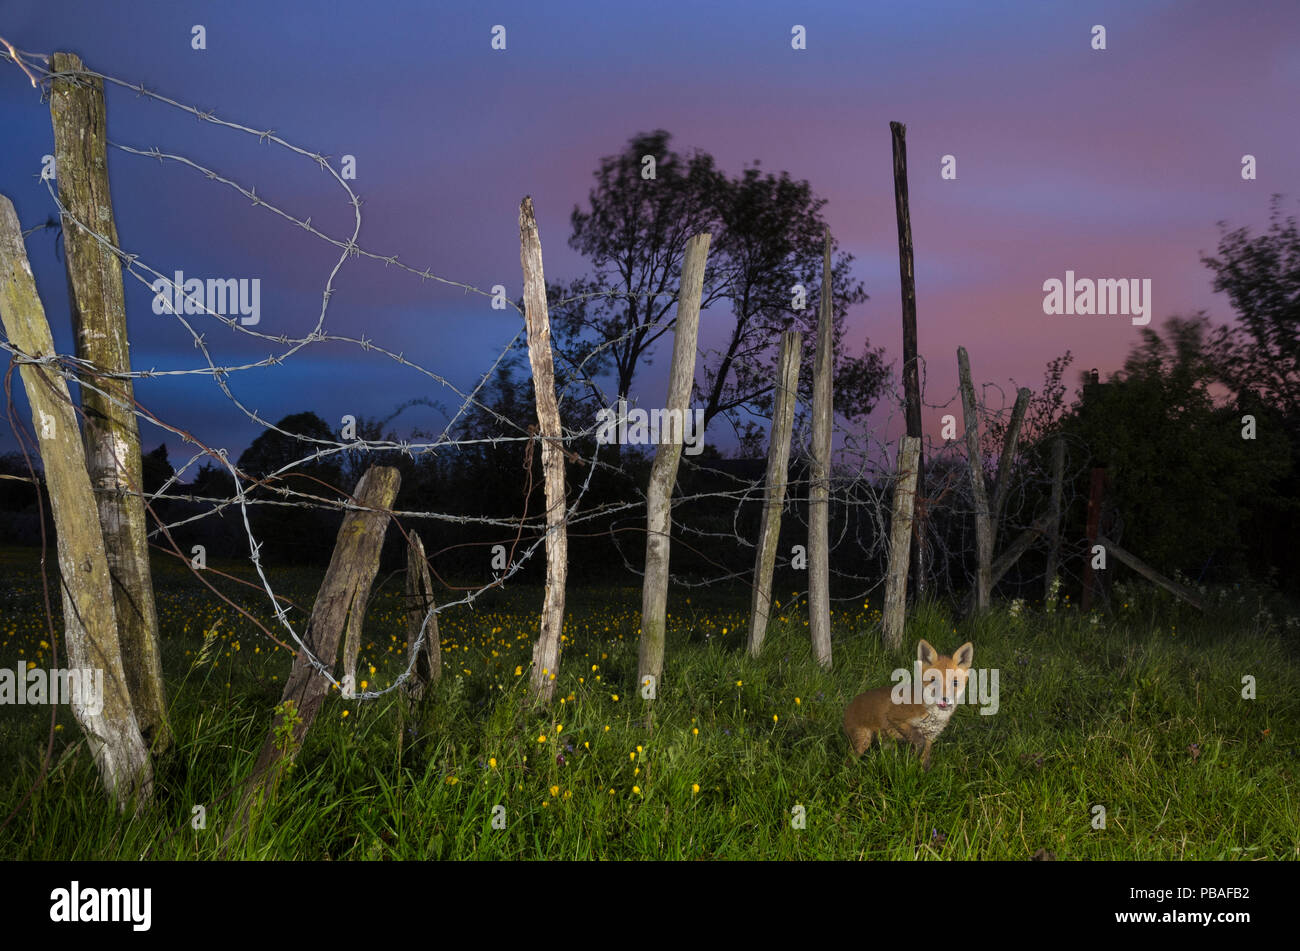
[
  {"left": 990, "top": 386, "right": 1032, "bottom": 542},
  {"left": 50, "top": 51, "right": 170, "bottom": 749},
  {"left": 637, "top": 232, "right": 711, "bottom": 696},
  {"left": 0, "top": 193, "right": 152, "bottom": 807},
  {"left": 748, "top": 329, "right": 801, "bottom": 656},
  {"left": 882, "top": 435, "right": 922, "bottom": 650},
  {"left": 404, "top": 532, "right": 441, "bottom": 701},
  {"left": 957, "top": 347, "right": 992, "bottom": 614},
  {"left": 230, "top": 465, "right": 400, "bottom": 841},
  {"left": 519, "top": 196, "right": 569, "bottom": 705},
  {"left": 807, "top": 229, "right": 835, "bottom": 670},
  {"left": 1096, "top": 535, "right": 1204, "bottom": 612}
]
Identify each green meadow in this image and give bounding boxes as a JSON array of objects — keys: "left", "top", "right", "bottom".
[{"left": 1, "top": 547, "right": 1296, "bottom": 859}]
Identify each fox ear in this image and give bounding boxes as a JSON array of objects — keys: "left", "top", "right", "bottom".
[
  {"left": 917, "top": 639, "right": 936, "bottom": 665},
  {"left": 953, "top": 642, "right": 974, "bottom": 668}
]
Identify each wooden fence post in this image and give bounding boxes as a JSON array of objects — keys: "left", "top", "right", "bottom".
[
  {"left": 748, "top": 329, "right": 801, "bottom": 656},
  {"left": 50, "top": 52, "right": 169, "bottom": 749},
  {"left": 808, "top": 229, "right": 834, "bottom": 670},
  {"left": 341, "top": 581, "right": 366, "bottom": 697},
  {"left": 990, "top": 387, "right": 1032, "bottom": 542},
  {"left": 957, "top": 410, "right": 1058, "bottom": 616},
  {"left": 233, "top": 465, "right": 400, "bottom": 833},
  {"left": 637, "top": 232, "right": 711, "bottom": 695},
  {"left": 1043, "top": 437, "right": 1066, "bottom": 602},
  {"left": 404, "top": 532, "right": 440, "bottom": 701},
  {"left": 987, "top": 518, "right": 1052, "bottom": 591},
  {"left": 957, "top": 347, "right": 992, "bottom": 613},
  {"left": 882, "top": 435, "right": 921, "bottom": 650},
  {"left": 1096, "top": 535, "right": 1205, "bottom": 611},
  {"left": 1080, "top": 467, "right": 1107, "bottom": 612},
  {"left": 519, "top": 197, "right": 568, "bottom": 705},
  {"left": 958, "top": 383, "right": 1034, "bottom": 617},
  {"left": 0, "top": 194, "right": 152, "bottom": 807},
  {"left": 891, "top": 121, "right": 927, "bottom": 599}
]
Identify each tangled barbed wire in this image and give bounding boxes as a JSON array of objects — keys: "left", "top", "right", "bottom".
[{"left": 1, "top": 45, "right": 1097, "bottom": 704}]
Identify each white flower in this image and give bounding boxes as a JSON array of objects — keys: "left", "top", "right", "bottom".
[{"left": 1045, "top": 576, "right": 1061, "bottom": 614}]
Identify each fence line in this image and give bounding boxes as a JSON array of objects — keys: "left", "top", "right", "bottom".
[{"left": 0, "top": 48, "right": 1099, "bottom": 721}]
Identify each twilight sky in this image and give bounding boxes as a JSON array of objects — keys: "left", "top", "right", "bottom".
[{"left": 1, "top": 0, "right": 1297, "bottom": 474}]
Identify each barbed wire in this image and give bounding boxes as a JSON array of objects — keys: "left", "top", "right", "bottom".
[{"left": 1, "top": 47, "right": 1097, "bottom": 711}]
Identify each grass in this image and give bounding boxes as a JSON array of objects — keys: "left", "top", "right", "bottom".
[{"left": 1, "top": 547, "right": 1297, "bottom": 859}]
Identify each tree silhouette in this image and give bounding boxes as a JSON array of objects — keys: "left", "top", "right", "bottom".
[
  {"left": 1059, "top": 316, "right": 1289, "bottom": 575},
  {"left": 697, "top": 163, "right": 887, "bottom": 436},
  {"left": 1202, "top": 195, "right": 1300, "bottom": 425},
  {"left": 237, "top": 411, "right": 341, "bottom": 493},
  {"left": 555, "top": 130, "right": 725, "bottom": 407},
  {"left": 555, "top": 130, "right": 888, "bottom": 445}
]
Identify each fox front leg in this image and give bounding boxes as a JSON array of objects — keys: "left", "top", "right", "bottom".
[{"left": 906, "top": 724, "right": 933, "bottom": 770}]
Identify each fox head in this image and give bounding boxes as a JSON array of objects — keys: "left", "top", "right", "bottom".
[{"left": 917, "top": 639, "right": 974, "bottom": 711}]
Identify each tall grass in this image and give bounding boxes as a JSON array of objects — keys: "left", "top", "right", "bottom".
[{"left": 1, "top": 552, "right": 1296, "bottom": 859}]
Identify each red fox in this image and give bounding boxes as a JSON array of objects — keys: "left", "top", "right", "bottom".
[{"left": 843, "top": 639, "right": 974, "bottom": 770}]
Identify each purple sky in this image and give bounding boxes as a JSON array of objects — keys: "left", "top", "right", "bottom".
[{"left": 1, "top": 0, "right": 1297, "bottom": 472}]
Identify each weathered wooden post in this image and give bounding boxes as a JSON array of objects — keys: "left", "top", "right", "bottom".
[
  {"left": 807, "top": 229, "right": 834, "bottom": 670},
  {"left": 957, "top": 347, "right": 992, "bottom": 613},
  {"left": 235, "top": 465, "right": 400, "bottom": 830},
  {"left": 891, "top": 121, "right": 927, "bottom": 599},
  {"left": 1096, "top": 535, "right": 1204, "bottom": 612},
  {"left": 882, "top": 435, "right": 921, "bottom": 650},
  {"left": 519, "top": 197, "right": 568, "bottom": 705},
  {"left": 989, "top": 387, "right": 1032, "bottom": 541},
  {"left": 0, "top": 194, "right": 152, "bottom": 807},
  {"left": 404, "top": 532, "right": 440, "bottom": 701},
  {"left": 1080, "top": 467, "right": 1107, "bottom": 612},
  {"left": 958, "top": 412, "right": 1058, "bottom": 616},
  {"left": 341, "top": 582, "right": 366, "bottom": 697},
  {"left": 50, "top": 51, "right": 169, "bottom": 748},
  {"left": 1043, "top": 437, "right": 1066, "bottom": 602},
  {"left": 748, "top": 329, "right": 801, "bottom": 656},
  {"left": 637, "top": 232, "right": 711, "bottom": 694}
]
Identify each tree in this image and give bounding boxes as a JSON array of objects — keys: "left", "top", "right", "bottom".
[
  {"left": 1199, "top": 197, "right": 1300, "bottom": 587},
  {"left": 557, "top": 131, "right": 889, "bottom": 443},
  {"left": 1201, "top": 195, "right": 1300, "bottom": 425},
  {"left": 1058, "top": 316, "right": 1289, "bottom": 575},
  {"left": 556, "top": 131, "right": 725, "bottom": 406},
  {"left": 142, "top": 443, "right": 174, "bottom": 495},
  {"left": 191, "top": 460, "right": 236, "bottom": 500},
  {"left": 236, "top": 412, "right": 346, "bottom": 564},
  {"left": 697, "top": 164, "right": 888, "bottom": 437},
  {"left": 986, "top": 351, "right": 1075, "bottom": 460},
  {"left": 237, "top": 411, "right": 342, "bottom": 492}
]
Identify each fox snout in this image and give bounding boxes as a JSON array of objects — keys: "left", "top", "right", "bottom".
[{"left": 923, "top": 668, "right": 968, "bottom": 710}]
